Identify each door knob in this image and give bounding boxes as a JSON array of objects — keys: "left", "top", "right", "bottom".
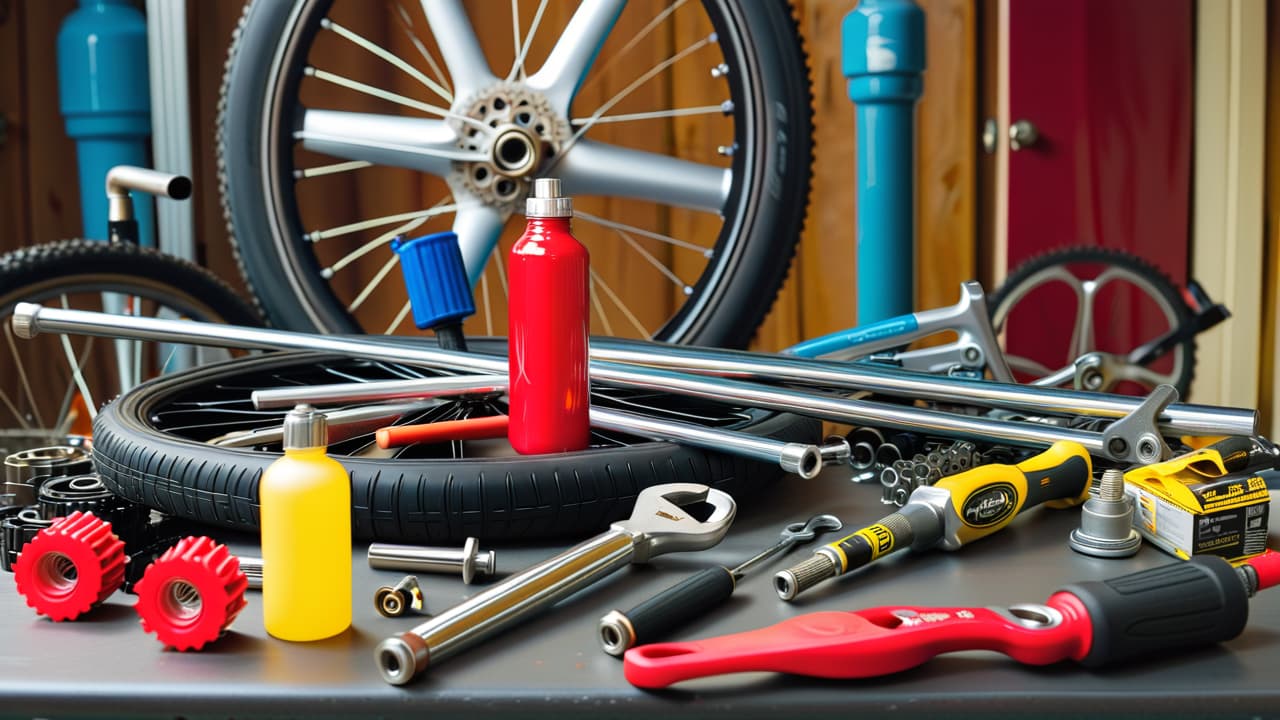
[{"left": 1009, "top": 120, "right": 1039, "bottom": 151}]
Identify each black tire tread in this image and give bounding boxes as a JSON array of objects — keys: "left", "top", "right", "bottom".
[{"left": 91, "top": 351, "right": 819, "bottom": 543}]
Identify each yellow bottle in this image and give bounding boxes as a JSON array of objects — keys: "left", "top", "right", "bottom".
[{"left": 260, "top": 404, "right": 351, "bottom": 641}]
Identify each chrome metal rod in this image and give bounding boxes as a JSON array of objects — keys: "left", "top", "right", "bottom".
[
  {"left": 252, "top": 375, "right": 506, "bottom": 409},
  {"left": 7, "top": 304, "right": 1153, "bottom": 458},
  {"left": 588, "top": 339, "right": 1256, "bottom": 438}
]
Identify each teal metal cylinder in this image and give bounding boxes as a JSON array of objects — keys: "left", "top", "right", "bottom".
[
  {"left": 57, "top": 0, "right": 154, "bottom": 246},
  {"left": 843, "top": 0, "right": 925, "bottom": 324}
]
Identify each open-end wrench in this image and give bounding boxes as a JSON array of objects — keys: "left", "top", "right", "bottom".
[
  {"left": 374, "top": 483, "right": 736, "bottom": 685},
  {"left": 598, "top": 514, "right": 843, "bottom": 656}
]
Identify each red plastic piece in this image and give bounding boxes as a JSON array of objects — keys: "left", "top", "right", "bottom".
[
  {"left": 623, "top": 602, "right": 1094, "bottom": 689},
  {"left": 1246, "top": 549, "right": 1280, "bottom": 592},
  {"left": 133, "top": 536, "right": 249, "bottom": 651},
  {"left": 507, "top": 214, "right": 590, "bottom": 454},
  {"left": 376, "top": 414, "right": 509, "bottom": 448},
  {"left": 12, "top": 511, "right": 125, "bottom": 621}
]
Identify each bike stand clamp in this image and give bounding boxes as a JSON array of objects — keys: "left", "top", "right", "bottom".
[{"left": 1101, "top": 384, "right": 1178, "bottom": 465}]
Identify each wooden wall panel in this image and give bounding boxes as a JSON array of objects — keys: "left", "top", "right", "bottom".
[
  {"left": 20, "top": 0, "right": 80, "bottom": 246},
  {"left": 0, "top": 0, "right": 30, "bottom": 255}
]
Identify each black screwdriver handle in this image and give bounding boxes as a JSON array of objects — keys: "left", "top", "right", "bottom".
[
  {"left": 1061, "top": 555, "right": 1249, "bottom": 668},
  {"left": 619, "top": 567, "right": 736, "bottom": 648}
]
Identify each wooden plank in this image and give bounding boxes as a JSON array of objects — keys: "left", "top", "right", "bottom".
[
  {"left": 23, "top": 0, "right": 82, "bottom": 244},
  {"left": 0, "top": 0, "right": 30, "bottom": 255}
]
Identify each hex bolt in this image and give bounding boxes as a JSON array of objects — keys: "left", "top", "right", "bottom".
[
  {"left": 1068, "top": 469, "right": 1142, "bottom": 558},
  {"left": 374, "top": 576, "right": 426, "bottom": 618},
  {"left": 368, "top": 537, "right": 496, "bottom": 585}
]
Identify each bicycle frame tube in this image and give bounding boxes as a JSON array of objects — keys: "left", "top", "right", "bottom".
[{"left": 11, "top": 302, "right": 1203, "bottom": 460}]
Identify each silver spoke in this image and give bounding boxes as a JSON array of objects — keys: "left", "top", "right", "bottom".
[
  {"left": 307, "top": 205, "right": 458, "bottom": 243},
  {"left": 55, "top": 330, "right": 95, "bottom": 422},
  {"left": 590, "top": 268, "right": 649, "bottom": 338},
  {"left": 321, "top": 18, "right": 451, "bottom": 102},
  {"left": 508, "top": 0, "right": 549, "bottom": 83},
  {"left": 0, "top": 387, "right": 30, "bottom": 430},
  {"left": 420, "top": 0, "right": 497, "bottom": 98},
  {"left": 479, "top": 266, "right": 495, "bottom": 336},
  {"left": 385, "top": 301, "right": 414, "bottom": 335},
  {"left": 305, "top": 67, "right": 482, "bottom": 130},
  {"left": 5, "top": 323, "right": 45, "bottom": 429},
  {"left": 549, "top": 32, "right": 715, "bottom": 170},
  {"left": 295, "top": 159, "right": 373, "bottom": 180},
  {"left": 560, "top": 139, "right": 728, "bottom": 213},
  {"left": 510, "top": 0, "right": 522, "bottom": 66},
  {"left": 298, "top": 109, "right": 481, "bottom": 175},
  {"left": 589, "top": 283, "right": 614, "bottom": 336},
  {"left": 526, "top": 0, "right": 626, "bottom": 111},
  {"left": 574, "top": 210, "right": 711, "bottom": 255},
  {"left": 452, "top": 203, "right": 509, "bottom": 284},
  {"left": 577, "top": 0, "right": 688, "bottom": 97},
  {"left": 613, "top": 227, "right": 691, "bottom": 293},
  {"left": 349, "top": 255, "right": 401, "bottom": 313},
  {"left": 396, "top": 4, "right": 452, "bottom": 96},
  {"left": 323, "top": 209, "right": 447, "bottom": 277},
  {"left": 571, "top": 104, "right": 729, "bottom": 126}
]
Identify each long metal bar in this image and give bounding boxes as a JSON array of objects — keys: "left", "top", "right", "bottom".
[
  {"left": 588, "top": 339, "right": 1257, "bottom": 438},
  {"left": 252, "top": 375, "right": 507, "bottom": 408},
  {"left": 13, "top": 304, "right": 1122, "bottom": 457}
]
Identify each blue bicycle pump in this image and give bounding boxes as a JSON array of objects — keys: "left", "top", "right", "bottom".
[
  {"left": 57, "top": 0, "right": 155, "bottom": 246},
  {"left": 844, "top": 0, "right": 924, "bottom": 324}
]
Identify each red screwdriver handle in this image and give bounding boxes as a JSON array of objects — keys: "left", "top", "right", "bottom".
[{"left": 623, "top": 605, "right": 1092, "bottom": 689}]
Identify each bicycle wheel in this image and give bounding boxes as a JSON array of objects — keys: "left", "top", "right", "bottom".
[
  {"left": 989, "top": 246, "right": 1195, "bottom": 397},
  {"left": 0, "top": 239, "right": 263, "bottom": 453},
  {"left": 218, "top": 0, "right": 812, "bottom": 346},
  {"left": 90, "top": 341, "right": 819, "bottom": 542}
]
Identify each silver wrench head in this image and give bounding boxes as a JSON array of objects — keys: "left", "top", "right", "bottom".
[
  {"left": 612, "top": 483, "right": 736, "bottom": 563},
  {"left": 779, "top": 514, "right": 843, "bottom": 544}
]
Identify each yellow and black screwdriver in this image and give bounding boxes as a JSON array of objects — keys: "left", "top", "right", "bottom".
[{"left": 775, "top": 440, "right": 1092, "bottom": 600}]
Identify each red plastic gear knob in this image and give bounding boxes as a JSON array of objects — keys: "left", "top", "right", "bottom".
[
  {"left": 13, "top": 511, "right": 126, "bottom": 621},
  {"left": 133, "top": 536, "right": 249, "bottom": 651}
]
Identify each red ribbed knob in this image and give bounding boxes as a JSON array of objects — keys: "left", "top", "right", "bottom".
[
  {"left": 13, "top": 511, "right": 126, "bottom": 621},
  {"left": 133, "top": 536, "right": 249, "bottom": 651}
]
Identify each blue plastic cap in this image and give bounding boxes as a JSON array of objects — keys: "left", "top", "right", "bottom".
[{"left": 392, "top": 231, "right": 477, "bottom": 330}]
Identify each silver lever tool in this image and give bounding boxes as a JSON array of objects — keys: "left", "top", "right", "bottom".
[{"left": 374, "top": 483, "right": 736, "bottom": 685}]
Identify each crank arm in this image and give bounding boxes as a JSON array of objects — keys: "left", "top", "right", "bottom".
[{"left": 623, "top": 603, "right": 1089, "bottom": 688}]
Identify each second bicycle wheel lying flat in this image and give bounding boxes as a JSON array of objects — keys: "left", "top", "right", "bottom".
[{"left": 90, "top": 344, "right": 819, "bottom": 543}]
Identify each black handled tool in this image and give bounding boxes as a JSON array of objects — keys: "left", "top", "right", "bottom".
[{"left": 598, "top": 514, "right": 842, "bottom": 656}]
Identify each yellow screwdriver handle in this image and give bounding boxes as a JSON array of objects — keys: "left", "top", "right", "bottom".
[{"left": 938, "top": 440, "right": 1092, "bottom": 546}]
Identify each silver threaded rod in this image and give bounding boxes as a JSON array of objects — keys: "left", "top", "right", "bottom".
[{"left": 774, "top": 553, "right": 837, "bottom": 600}]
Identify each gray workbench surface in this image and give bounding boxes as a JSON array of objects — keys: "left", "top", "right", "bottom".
[{"left": 1, "top": 468, "right": 1277, "bottom": 719}]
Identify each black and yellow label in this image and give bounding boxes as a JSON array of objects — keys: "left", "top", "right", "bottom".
[{"left": 853, "top": 524, "right": 896, "bottom": 559}]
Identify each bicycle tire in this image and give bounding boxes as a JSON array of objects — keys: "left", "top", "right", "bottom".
[
  {"left": 217, "top": 0, "right": 812, "bottom": 347},
  {"left": 0, "top": 239, "right": 261, "bottom": 327},
  {"left": 90, "top": 345, "right": 820, "bottom": 543},
  {"left": 988, "top": 245, "right": 1196, "bottom": 396}
]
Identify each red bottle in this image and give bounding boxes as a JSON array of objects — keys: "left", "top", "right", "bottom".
[{"left": 507, "top": 178, "right": 590, "bottom": 454}]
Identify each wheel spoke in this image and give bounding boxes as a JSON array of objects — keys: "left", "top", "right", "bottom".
[
  {"left": 590, "top": 268, "right": 650, "bottom": 338},
  {"left": 526, "top": 0, "right": 626, "bottom": 112},
  {"left": 324, "top": 212, "right": 435, "bottom": 278},
  {"left": 420, "top": 0, "right": 497, "bottom": 98},
  {"left": 571, "top": 104, "right": 729, "bottom": 126},
  {"left": 349, "top": 254, "right": 402, "bottom": 313},
  {"left": 306, "top": 204, "right": 458, "bottom": 243},
  {"left": 395, "top": 4, "right": 453, "bottom": 97},
  {"left": 5, "top": 322, "right": 45, "bottom": 429},
  {"left": 577, "top": 0, "right": 688, "bottom": 97},
  {"left": 295, "top": 159, "right": 373, "bottom": 180},
  {"left": 590, "top": 283, "right": 614, "bottom": 336},
  {"left": 560, "top": 139, "right": 728, "bottom": 213},
  {"left": 321, "top": 17, "right": 451, "bottom": 102},
  {"left": 385, "top": 301, "right": 413, "bottom": 335},
  {"left": 612, "top": 227, "right": 691, "bottom": 294},
  {"left": 507, "top": 0, "right": 549, "bottom": 83},
  {"left": 452, "top": 203, "right": 509, "bottom": 284},
  {"left": 1115, "top": 363, "right": 1177, "bottom": 390},
  {"left": 298, "top": 109, "right": 480, "bottom": 175},
  {"left": 574, "top": 209, "right": 711, "bottom": 255}
]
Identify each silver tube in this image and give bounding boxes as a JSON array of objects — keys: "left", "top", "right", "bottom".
[
  {"left": 588, "top": 339, "right": 1256, "bottom": 438},
  {"left": 591, "top": 407, "right": 822, "bottom": 480},
  {"left": 252, "top": 375, "right": 507, "bottom": 409},
  {"left": 104, "top": 166, "right": 192, "bottom": 222},
  {"left": 5, "top": 304, "right": 1135, "bottom": 457},
  {"left": 238, "top": 556, "right": 263, "bottom": 590}
]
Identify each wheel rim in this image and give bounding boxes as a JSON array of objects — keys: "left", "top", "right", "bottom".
[{"left": 254, "top": 0, "right": 762, "bottom": 342}]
